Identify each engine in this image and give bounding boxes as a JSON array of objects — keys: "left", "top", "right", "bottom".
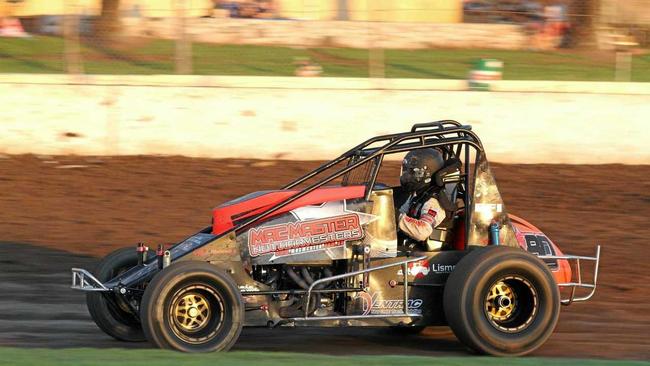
[{"left": 251, "top": 263, "right": 348, "bottom": 317}]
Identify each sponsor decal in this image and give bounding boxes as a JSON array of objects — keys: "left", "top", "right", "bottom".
[
  {"left": 475, "top": 203, "right": 503, "bottom": 221},
  {"left": 193, "top": 246, "right": 237, "bottom": 258},
  {"left": 397, "top": 260, "right": 430, "bottom": 279},
  {"left": 403, "top": 215, "right": 430, "bottom": 228},
  {"left": 238, "top": 285, "right": 262, "bottom": 303},
  {"left": 397, "top": 260, "right": 455, "bottom": 276},
  {"left": 238, "top": 285, "right": 261, "bottom": 292},
  {"left": 248, "top": 214, "right": 363, "bottom": 259},
  {"left": 356, "top": 291, "right": 423, "bottom": 315},
  {"left": 179, "top": 233, "right": 217, "bottom": 250},
  {"left": 431, "top": 263, "right": 455, "bottom": 274}
]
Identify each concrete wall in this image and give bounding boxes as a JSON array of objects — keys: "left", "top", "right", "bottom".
[
  {"left": 333, "top": 0, "right": 462, "bottom": 23},
  {"left": 2, "top": 0, "right": 461, "bottom": 22},
  {"left": 31, "top": 16, "right": 526, "bottom": 50},
  {"left": 1, "top": 75, "right": 649, "bottom": 164},
  {"left": 122, "top": 18, "right": 526, "bottom": 50},
  {"left": 600, "top": 0, "right": 650, "bottom": 26},
  {"left": 22, "top": 13, "right": 525, "bottom": 50},
  {"left": 272, "top": 0, "right": 462, "bottom": 22},
  {"left": 1, "top": 0, "right": 212, "bottom": 17}
]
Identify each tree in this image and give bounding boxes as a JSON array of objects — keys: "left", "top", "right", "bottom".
[
  {"left": 95, "top": 0, "right": 120, "bottom": 42},
  {"left": 568, "top": 0, "right": 598, "bottom": 47}
]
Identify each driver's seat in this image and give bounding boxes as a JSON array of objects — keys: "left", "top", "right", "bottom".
[{"left": 426, "top": 158, "right": 463, "bottom": 251}]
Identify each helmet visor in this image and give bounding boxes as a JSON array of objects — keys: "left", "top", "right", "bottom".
[{"left": 400, "top": 159, "right": 428, "bottom": 191}]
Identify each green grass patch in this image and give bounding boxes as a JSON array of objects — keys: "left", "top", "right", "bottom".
[
  {"left": 0, "top": 36, "right": 65, "bottom": 73},
  {"left": 0, "top": 35, "right": 649, "bottom": 81},
  {"left": 0, "top": 348, "right": 648, "bottom": 366}
]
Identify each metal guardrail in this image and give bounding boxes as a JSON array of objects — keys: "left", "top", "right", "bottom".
[
  {"left": 71, "top": 268, "right": 110, "bottom": 292},
  {"left": 539, "top": 245, "right": 601, "bottom": 305}
]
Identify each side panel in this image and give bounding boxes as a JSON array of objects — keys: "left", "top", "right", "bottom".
[
  {"left": 237, "top": 192, "right": 398, "bottom": 265},
  {"left": 345, "top": 251, "right": 467, "bottom": 326},
  {"left": 212, "top": 186, "right": 366, "bottom": 235}
]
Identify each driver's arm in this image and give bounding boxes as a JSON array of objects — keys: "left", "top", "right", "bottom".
[{"left": 398, "top": 198, "right": 446, "bottom": 241}]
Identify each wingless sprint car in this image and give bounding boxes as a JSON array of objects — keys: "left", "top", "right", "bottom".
[{"left": 71, "top": 120, "right": 600, "bottom": 356}]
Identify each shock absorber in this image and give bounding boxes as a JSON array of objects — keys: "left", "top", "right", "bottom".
[
  {"left": 163, "top": 250, "right": 171, "bottom": 268},
  {"left": 156, "top": 245, "right": 172, "bottom": 269},
  {"left": 136, "top": 242, "right": 148, "bottom": 265},
  {"left": 156, "top": 244, "right": 164, "bottom": 269}
]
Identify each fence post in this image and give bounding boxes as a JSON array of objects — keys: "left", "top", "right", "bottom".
[
  {"left": 367, "top": 1, "right": 384, "bottom": 79},
  {"left": 175, "top": 0, "right": 192, "bottom": 74},
  {"left": 63, "top": 0, "right": 83, "bottom": 74}
]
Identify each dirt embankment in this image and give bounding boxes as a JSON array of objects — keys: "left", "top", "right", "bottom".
[{"left": 0, "top": 155, "right": 648, "bottom": 360}]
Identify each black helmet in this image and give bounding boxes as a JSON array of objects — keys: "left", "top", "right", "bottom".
[{"left": 400, "top": 149, "right": 445, "bottom": 193}]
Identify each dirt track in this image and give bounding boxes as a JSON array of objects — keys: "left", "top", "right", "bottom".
[{"left": 0, "top": 155, "right": 648, "bottom": 360}]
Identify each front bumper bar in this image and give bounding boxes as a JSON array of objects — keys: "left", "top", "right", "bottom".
[
  {"left": 71, "top": 268, "right": 110, "bottom": 292},
  {"left": 539, "top": 245, "right": 601, "bottom": 305}
]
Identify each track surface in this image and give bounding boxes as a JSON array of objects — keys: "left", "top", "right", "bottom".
[{"left": 0, "top": 155, "right": 648, "bottom": 360}]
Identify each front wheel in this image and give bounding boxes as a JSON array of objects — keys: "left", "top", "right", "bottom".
[
  {"left": 140, "top": 261, "right": 244, "bottom": 352},
  {"left": 443, "top": 246, "right": 560, "bottom": 356},
  {"left": 86, "top": 247, "right": 146, "bottom": 342}
]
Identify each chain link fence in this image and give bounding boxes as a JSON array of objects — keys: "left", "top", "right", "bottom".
[{"left": 0, "top": 0, "right": 648, "bottom": 81}]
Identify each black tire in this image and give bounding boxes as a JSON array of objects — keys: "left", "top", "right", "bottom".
[
  {"left": 443, "top": 246, "right": 560, "bottom": 356},
  {"left": 140, "top": 261, "right": 244, "bottom": 352},
  {"left": 86, "top": 247, "right": 146, "bottom": 342}
]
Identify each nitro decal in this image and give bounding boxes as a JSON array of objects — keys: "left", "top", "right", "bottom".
[
  {"left": 248, "top": 214, "right": 363, "bottom": 259},
  {"left": 356, "top": 291, "right": 423, "bottom": 315}
]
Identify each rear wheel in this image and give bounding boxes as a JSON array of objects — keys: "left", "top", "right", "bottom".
[
  {"left": 86, "top": 247, "right": 145, "bottom": 342},
  {"left": 443, "top": 246, "right": 560, "bottom": 356},
  {"left": 140, "top": 261, "right": 244, "bottom": 352}
]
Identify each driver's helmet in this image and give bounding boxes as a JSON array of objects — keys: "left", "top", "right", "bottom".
[{"left": 400, "top": 148, "right": 445, "bottom": 193}]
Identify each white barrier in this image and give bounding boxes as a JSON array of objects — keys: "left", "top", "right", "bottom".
[{"left": 1, "top": 75, "right": 648, "bottom": 164}]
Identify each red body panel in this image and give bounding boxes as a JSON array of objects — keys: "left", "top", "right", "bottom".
[
  {"left": 509, "top": 214, "right": 572, "bottom": 284},
  {"left": 212, "top": 185, "right": 366, "bottom": 235}
]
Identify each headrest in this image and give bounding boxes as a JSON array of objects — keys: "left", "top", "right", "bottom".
[{"left": 434, "top": 157, "right": 462, "bottom": 187}]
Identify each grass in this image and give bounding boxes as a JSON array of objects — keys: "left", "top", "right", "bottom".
[
  {"left": 1, "top": 35, "right": 649, "bottom": 81},
  {"left": 0, "top": 348, "right": 648, "bottom": 366}
]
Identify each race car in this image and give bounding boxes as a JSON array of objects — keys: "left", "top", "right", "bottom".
[{"left": 71, "top": 120, "right": 600, "bottom": 356}]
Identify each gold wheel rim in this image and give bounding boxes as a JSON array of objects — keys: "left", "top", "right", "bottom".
[
  {"left": 172, "top": 291, "right": 211, "bottom": 332},
  {"left": 485, "top": 281, "right": 516, "bottom": 321}
]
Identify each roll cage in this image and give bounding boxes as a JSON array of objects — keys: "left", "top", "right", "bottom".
[{"left": 235, "top": 120, "right": 484, "bottom": 248}]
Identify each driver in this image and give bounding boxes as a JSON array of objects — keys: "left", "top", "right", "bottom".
[{"left": 398, "top": 148, "right": 446, "bottom": 242}]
